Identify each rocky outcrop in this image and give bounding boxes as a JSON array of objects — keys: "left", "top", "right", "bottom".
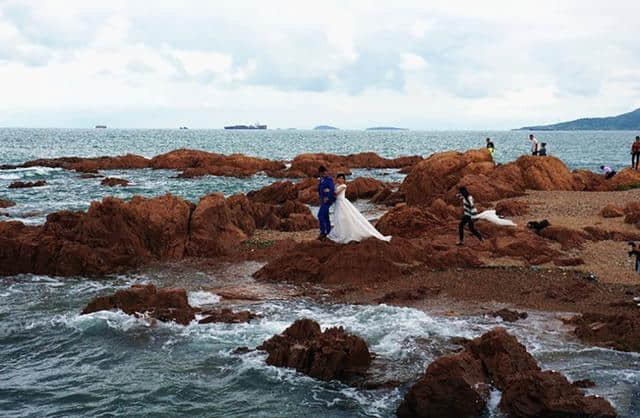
[
  {"left": 344, "top": 177, "right": 386, "bottom": 200},
  {"left": 13, "top": 154, "right": 150, "bottom": 173},
  {"left": 396, "top": 351, "right": 489, "bottom": 418},
  {"left": 254, "top": 237, "right": 482, "bottom": 285},
  {"left": 8, "top": 180, "right": 47, "bottom": 189},
  {"left": 599, "top": 203, "right": 624, "bottom": 218},
  {"left": 257, "top": 318, "right": 371, "bottom": 381},
  {"left": 567, "top": 312, "right": 640, "bottom": 352},
  {"left": 375, "top": 204, "right": 442, "bottom": 239},
  {"left": 500, "top": 370, "right": 616, "bottom": 418},
  {"left": 397, "top": 328, "right": 616, "bottom": 418},
  {"left": 0, "top": 199, "right": 15, "bottom": 208},
  {"left": 537, "top": 225, "right": 589, "bottom": 250},
  {"left": 624, "top": 201, "right": 640, "bottom": 226},
  {"left": 151, "top": 148, "right": 285, "bottom": 178},
  {"left": 81, "top": 283, "right": 195, "bottom": 325},
  {"left": 495, "top": 200, "right": 529, "bottom": 217},
  {"left": 197, "top": 308, "right": 258, "bottom": 324},
  {"left": 490, "top": 308, "right": 528, "bottom": 322},
  {"left": 401, "top": 149, "right": 640, "bottom": 206},
  {"left": 100, "top": 177, "right": 129, "bottom": 187},
  {"left": 0, "top": 194, "right": 194, "bottom": 276}
]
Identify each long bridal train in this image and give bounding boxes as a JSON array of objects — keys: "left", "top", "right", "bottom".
[{"left": 328, "top": 184, "right": 391, "bottom": 244}]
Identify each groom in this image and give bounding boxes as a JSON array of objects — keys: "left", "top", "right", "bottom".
[{"left": 317, "top": 165, "right": 335, "bottom": 240}]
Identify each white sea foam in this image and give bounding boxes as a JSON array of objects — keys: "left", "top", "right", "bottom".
[{"left": 188, "top": 290, "right": 221, "bottom": 307}]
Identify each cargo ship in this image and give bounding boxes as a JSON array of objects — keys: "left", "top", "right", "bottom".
[{"left": 224, "top": 123, "right": 267, "bottom": 130}]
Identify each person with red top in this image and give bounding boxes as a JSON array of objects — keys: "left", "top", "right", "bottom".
[{"left": 631, "top": 136, "right": 640, "bottom": 170}]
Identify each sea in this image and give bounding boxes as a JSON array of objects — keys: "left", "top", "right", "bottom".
[{"left": 0, "top": 129, "right": 639, "bottom": 417}]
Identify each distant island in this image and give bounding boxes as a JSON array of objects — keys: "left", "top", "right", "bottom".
[
  {"left": 366, "top": 126, "right": 408, "bottom": 131},
  {"left": 518, "top": 107, "right": 640, "bottom": 131},
  {"left": 313, "top": 125, "right": 338, "bottom": 130}
]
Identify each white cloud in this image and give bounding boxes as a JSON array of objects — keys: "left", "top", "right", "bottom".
[{"left": 0, "top": 0, "right": 639, "bottom": 129}]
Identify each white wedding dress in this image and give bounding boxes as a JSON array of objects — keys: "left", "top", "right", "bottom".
[{"left": 327, "top": 184, "right": 392, "bottom": 244}]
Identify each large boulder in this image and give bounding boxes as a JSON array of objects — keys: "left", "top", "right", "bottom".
[
  {"left": 398, "top": 328, "right": 616, "bottom": 418},
  {"left": 396, "top": 351, "right": 489, "bottom": 418},
  {"left": 81, "top": 283, "right": 195, "bottom": 325},
  {"left": 499, "top": 370, "right": 617, "bottom": 418},
  {"left": 495, "top": 200, "right": 529, "bottom": 217},
  {"left": 345, "top": 177, "right": 386, "bottom": 200},
  {"left": 257, "top": 318, "right": 371, "bottom": 381},
  {"left": 186, "top": 193, "right": 250, "bottom": 257}
]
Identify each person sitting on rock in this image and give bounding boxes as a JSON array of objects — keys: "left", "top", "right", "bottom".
[
  {"left": 538, "top": 142, "right": 547, "bottom": 156},
  {"left": 456, "top": 186, "right": 483, "bottom": 246},
  {"left": 600, "top": 165, "right": 616, "bottom": 179}
]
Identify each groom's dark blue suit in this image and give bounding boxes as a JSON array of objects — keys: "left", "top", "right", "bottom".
[{"left": 317, "top": 175, "right": 335, "bottom": 236}]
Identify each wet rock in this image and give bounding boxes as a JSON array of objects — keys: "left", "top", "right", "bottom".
[
  {"left": 490, "top": 308, "right": 528, "bottom": 322},
  {"left": 8, "top": 180, "right": 47, "bottom": 189},
  {"left": 17, "top": 154, "right": 150, "bottom": 173},
  {"left": 375, "top": 286, "right": 441, "bottom": 303},
  {"left": 81, "top": 283, "right": 195, "bottom": 325},
  {"left": 150, "top": 148, "right": 285, "bottom": 177},
  {"left": 233, "top": 346, "right": 252, "bottom": 354},
  {"left": 396, "top": 351, "right": 489, "bottom": 418},
  {"left": 495, "top": 199, "right": 529, "bottom": 217},
  {"left": 567, "top": 312, "right": 640, "bottom": 352},
  {"left": 100, "top": 177, "right": 129, "bottom": 187},
  {"left": 499, "top": 370, "right": 616, "bottom": 418},
  {"left": 599, "top": 203, "right": 624, "bottom": 218},
  {"left": 399, "top": 328, "right": 616, "bottom": 418},
  {"left": 257, "top": 318, "right": 371, "bottom": 381},
  {"left": 0, "top": 198, "right": 15, "bottom": 208},
  {"left": 573, "top": 379, "right": 596, "bottom": 388},
  {"left": 198, "top": 308, "right": 257, "bottom": 324},
  {"left": 79, "top": 173, "right": 103, "bottom": 179}
]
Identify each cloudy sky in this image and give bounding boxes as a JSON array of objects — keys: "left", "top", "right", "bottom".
[{"left": 1, "top": 0, "right": 639, "bottom": 129}]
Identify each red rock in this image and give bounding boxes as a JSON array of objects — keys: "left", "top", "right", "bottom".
[
  {"left": 583, "top": 226, "right": 640, "bottom": 241},
  {"left": 465, "top": 328, "right": 540, "bottom": 389},
  {"left": 375, "top": 204, "right": 441, "bottom": 238},
  {"left": 567, "top": 312, "right": 640, "bottom": 352},
  {"left": 554, "top": 257, "right": 585, "bottom": 266},
  {"left": 573, "top": 379, "right": 596, "bottom": 388},
  {"left": 490, "top": 308, "right": 528, "bottom": 322},
  {"left": 370, "top": 187, "right": 405, "bottom": 206},
  {"left": 81, "top": 283, "right": 195, "bottom": 325},
  {"left": 624, "top": 201, "right": 640, "bottom": 225},
  {"left": 396, "top": 351, "right": 489, "bottom": 418},
  {"left": 538, "top": 226, "right": 589, "bottom": 250},
  {"left": 345, "top": 177, "right": 386, "bottom": 200},
  {"left": 257, "top": 318, "right": 371, "bottom": 381},
  {"left": 0, "top": 199, "right": 15, "bottom": 208},
  {"left": 599, "top": 204, "right": 624, "bottom": 218},
  {"left": 20, "top": 154, "right": 150, "bottom": 173},
  {"left": 496, "top": 200, "right": 529, "bottom": 217},
  {"left": 198, "top": 308, "right": 257, "bottom": 324},
  {"left": 8, "top": 180, "right": 46, "bottom": 189},
  {"left": 150, "top": 148, "right": 284, "bottom": 177},
  {"left": 499, "top": 370, "right": 616, "bottom": 418},
  {"left": 100, "top": 177, "right": 129, "bottom": 187},
  {"left": 186, "top": 193, "right": 249, "bottom": 257}
]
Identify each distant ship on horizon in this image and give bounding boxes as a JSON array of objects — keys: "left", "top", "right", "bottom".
[
  {"left": 95, "top": 125, "right": 107, "bottom": 129},
  {"left": 224, "top": 123, "right": 267, "bottom": 130}
]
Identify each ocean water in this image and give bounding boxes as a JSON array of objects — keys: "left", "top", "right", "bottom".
[
  {"left": 0, "top": 128, "right": 637, "bottom": 224},
  {"left": 1, "top": 129, "right": 640, "bottom": 417}
]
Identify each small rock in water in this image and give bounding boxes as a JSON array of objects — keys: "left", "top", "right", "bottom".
[
  {"left": 490, "top": 308, "right": 528, "bottom": 322},
  {"left": 572, "top": 379, "right": 596, "bottom": 388},
  {"left": 100, "top": 177, "right": 129, "bottom": 187},
  {"left": 198, "top": 308, "right": 258, "bottom": 324},
  {"left": 8, "top": 180, "right": 47, "bottom": 189}
]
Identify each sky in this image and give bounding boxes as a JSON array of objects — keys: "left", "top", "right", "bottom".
[{"left": 1, "top": 0, "right": 639, "bottom": 129}]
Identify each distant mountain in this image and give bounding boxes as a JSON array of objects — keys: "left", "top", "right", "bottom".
[
  {"left": 366, "top": 126, "right": 408, "bottom": 131},
  {"left": 313, "top": 125, "right": 338, "bottom": 130},
  {"left": 519, "top": 107, "right": 640, "bottom": 131}
]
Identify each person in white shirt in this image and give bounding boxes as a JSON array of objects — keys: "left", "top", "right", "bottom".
[{"left": 529, "top": 134, "right": 539, "bottom": 155}]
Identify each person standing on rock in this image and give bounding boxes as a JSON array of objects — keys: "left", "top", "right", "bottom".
[
  {"left": 486, "top": 138, "right": 495, "bottom": 159},
  {"left": 456, "top": 186, "right": 484, "bottom": 246},
  {"left": 317, "top": 165, "right": 335, "bottom": 240},
  {"left": 529, "top": 134, "right": 539, "bottom": 156},
  {"left": 631, "top": 136, "right": 640, "bottom": 170}
]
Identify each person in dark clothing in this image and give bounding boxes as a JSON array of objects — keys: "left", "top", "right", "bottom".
[
  {"left": 486, "top": 137, "right": 495, "bottom": 159},
  {"left": 632, "top": 136, "right": 640, "bottom": 170},
  {"left": 456, "top": 186, "right": 483, "bottom": 246},
  {"left": 600, "top": 165, "right": 616, "bottom": 179},
  {"left": 316, "top": 165, "right": 335, "bottom": 240},
  {"left": 538, "top": 142, "right": 547, "bottom": 156},
  {"left": 629, "top": 242, "right": 640, "bottom": 274}
]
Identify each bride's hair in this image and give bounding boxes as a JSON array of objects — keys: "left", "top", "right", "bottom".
[{"left": 336, "top": 173, "right": 346, "bottom": 180}]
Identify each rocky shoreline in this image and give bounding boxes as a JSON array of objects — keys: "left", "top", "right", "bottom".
[{"left": 3, "top": 147, "right": 640, "bottom": 416}]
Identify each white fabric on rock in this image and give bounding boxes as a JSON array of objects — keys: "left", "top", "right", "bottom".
[
  {"left": 328, "top": 184, "right": 392, "bottom": 244},
  {"left": 472, "top": 210, "right": 516, "bottom": 227}
]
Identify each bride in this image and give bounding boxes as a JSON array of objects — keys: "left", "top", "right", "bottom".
[{"left": 327, "top": 174, "right": 391, "bottom": 244}]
